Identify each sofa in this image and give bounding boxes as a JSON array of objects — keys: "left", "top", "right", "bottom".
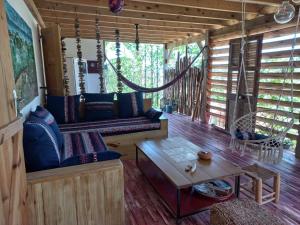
[{"left": 24, "top": 92, "right": 168, "bottom": 225}]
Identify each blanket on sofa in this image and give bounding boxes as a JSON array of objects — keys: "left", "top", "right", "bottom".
[
  {"left": 59, "top": 116, "right": 161, "bottom": 137},
  {"left": 62, "top": 131, "right": 108, "bottom": 161}
]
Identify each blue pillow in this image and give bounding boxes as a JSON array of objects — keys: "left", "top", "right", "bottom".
[
  {"left": 117, "top": 92, "right": 144, "bottom": 118},
  {"left": 46, "top": 95, "right": 80, "bottom": 124},
  {"left": 31, "top": 106, "right": 64, "bottom": 151},
  {"left": 83, "top": 93, "right": 115, "bottom": 121},
  {"left": 85, "top": 102, "right": 114, "bottom": 121},
  {"left": 84, "top": 93, "right": 115, "bottom": 102},
  {"left": 23, "top": 117, "right": 61, "bottom": 172},
  {"left": 145, "top": 108, "right": 163, "bottom": 122},
  {"left": 60, "top": 150, "right": 122, "bottom": 167}
]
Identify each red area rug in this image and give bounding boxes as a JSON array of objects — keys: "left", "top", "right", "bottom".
[{"left": 123, "top": 159, "right": 211, "bottom": 225}]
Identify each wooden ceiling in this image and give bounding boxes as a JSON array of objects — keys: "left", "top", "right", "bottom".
[{"left": 32, "top": 0, "right": 283, "bottom": 44}]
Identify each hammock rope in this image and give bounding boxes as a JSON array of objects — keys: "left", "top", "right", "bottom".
[{"left": 106, "top": 45, "right": 208, "bottom": 93}]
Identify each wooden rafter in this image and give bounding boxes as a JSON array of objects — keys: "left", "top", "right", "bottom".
[
  {"left": 37, "top": 4, "right": 230, "bottom": 26},
  {"left": 43, "top": 17, "right": 208, "bottom": 33},
  {"left": 127, "top": 0, "right": 271, "bottom": 13},
  {"left": 36, "top": 0, "right": 251, "bottom": 21},
  {"left": 33, "top": 0, "right": 283, "bottom": 44}
]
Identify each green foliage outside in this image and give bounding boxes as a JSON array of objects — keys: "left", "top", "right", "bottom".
[
  {"left": 104, "top": 42, "right": 203, "bottom": 108},
  {"left": 104, "top": 42, "right": 164, "bottom": 108}
]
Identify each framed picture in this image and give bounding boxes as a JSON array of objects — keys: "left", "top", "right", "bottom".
[
  {"left": 87, "top": 60, "right": 98, "bottom": 73},
  {"left": 5, "top": 0, "right": 38, "bottom": 109}
]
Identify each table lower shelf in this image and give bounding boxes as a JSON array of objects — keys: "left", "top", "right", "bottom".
[{"left": 137, "top": 157, "right": 235, "bottom": 218}]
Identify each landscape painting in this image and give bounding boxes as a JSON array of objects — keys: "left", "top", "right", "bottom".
[{"left": 5, "top": 0, "right": 38, "bottom": 109}]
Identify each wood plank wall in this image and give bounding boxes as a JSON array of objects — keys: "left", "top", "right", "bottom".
[
  {"left": 207, "top": 40, "right": 230, "bottom": 128},
  {"left": 0, "top": 0, "right": 28, "bottom": 224}
]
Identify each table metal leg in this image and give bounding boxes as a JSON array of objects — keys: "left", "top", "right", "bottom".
[
  {"left": 176, "top": 188, "right": 181, "bottom": 225},
  {"left": 136, "top": 146, "right": 139, "bottom": 167},
  {"left": 235, "top": 175, "right": 241, "bottom": 198}
]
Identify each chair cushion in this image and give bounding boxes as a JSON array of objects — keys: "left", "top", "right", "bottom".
[
  {"left": 23, "top": 116, "right": 61, "bottom": 172},
  {"left": 84, "top": 93, "right": 115, "bottom": 121},
  {"left": 46, "top": 95, "right": 80, "bottom": 124},
  {"left": 145, "top": 108, "right": 163, "bottom": 122},
  {"left": 60, "top": 150, "right": 121, "bottom": 167},
  {"left": 117, "top": 92, "right": 144, "bottom": 118},
  {"left": 31, "top": 106, "right": 64, "bottom": 151}
]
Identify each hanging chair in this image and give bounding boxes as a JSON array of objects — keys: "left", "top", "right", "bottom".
[
  {"left": 230, "top": 110, "right": 294, "bottom": 163},
  {"left": 229, "top": 0, "right": 298, "bottom": 163}
]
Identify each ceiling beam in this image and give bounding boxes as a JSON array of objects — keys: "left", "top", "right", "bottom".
[
  {"left": 55, "top": 22, "right": 201, "bottom": 36},
  {"left": 37, "top": 4, "right": 230, "bottom": 26},
  {"left": 226, "top": 0, "right": 281, "bottom": 7},
  {"left": 43, "top": 17, "right": 207, "bottom": 33},
  {"left": 211, "top": 14, "right": 297, "bottom": 41},
  {"left": 128, "top": 0, "right": 264, "bottom": 13},
  {"left": 40, "top": 10, "right": 218, "bottom": 30},
  {"left": 61, "top": 28, "right": 189, "bottom": 39},
  {"left": 44, "top": 17, "right": 205, "bottom": 34},
  {"left": 36, "top": 0, "right": 248, "bottom": 21},
  {"left": 62, "top": 33, "right": 168, "bottom": 43}
]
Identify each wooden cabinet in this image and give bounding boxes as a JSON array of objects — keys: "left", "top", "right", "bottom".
[{"left": 42, "top": 24, "right": 65, "bottom": 96}]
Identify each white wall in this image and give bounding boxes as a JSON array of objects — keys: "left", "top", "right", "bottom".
[
  {"left": 7, "top": 0, "right": 45, "bottom": 117},
  {"left": 65, "top": 38, "right": 102, "bottom": 93}
]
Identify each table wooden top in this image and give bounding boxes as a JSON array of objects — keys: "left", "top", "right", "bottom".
[{"left": 136, "top": 137, "right": 243, "bottom": 189}]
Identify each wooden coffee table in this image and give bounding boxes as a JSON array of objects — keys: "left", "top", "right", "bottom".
[{"left": 136, "top": 137, "right": 243, "bottom": 223}]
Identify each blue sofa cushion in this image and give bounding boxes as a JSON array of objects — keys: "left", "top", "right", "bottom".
[
  {"left": 145, "top": 108, "right": 163, "bottom": 122},
  {"left": 31, "top": 106, "right": 64, "bottom": 151},
  {"left": 83, "top": 93, "right": 115, "bottom": 121},
  {"left": 117, "top": 92, "right": 144, "bottom": 118},
  {"left": 60, "top": 150, "right": 121, "bottom": 167},
  {"left": 84, "top": 93, "right": 115, "bottom": 102},
  {"left": 85, "top": 101, "right": 114, "bottom": 121},
  {"left": 23, "top": 116, "right": 61, "bottom": 172},
  {"left": 46, "top": 95, "right": 80, "bottom": 124}
]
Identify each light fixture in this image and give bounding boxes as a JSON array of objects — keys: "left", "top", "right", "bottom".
[
  {"left": 108, "top": 0, "right": 124, "bottom": 14},
  {"left": 274, "top": 1, "right": 295, "bottom": 24}
]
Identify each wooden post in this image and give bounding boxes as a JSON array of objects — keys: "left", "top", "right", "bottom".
[
  {"left": 0, "top": 1, "right": 28, "bottom": 224},
  {"left": 199, "top": 31, "right": 210, "bottom": 123},
  {"left": 295, "top": 125, "right": 300, "bottom": 158},
  {"left": 42, "top": 24, "right": 65, "bottom": 96},
  {"left": 256, "top": 178, "right": 263, "bottom": 205},
  {"left": 274, "top": 173, "right": 281, "bottom": 203}
]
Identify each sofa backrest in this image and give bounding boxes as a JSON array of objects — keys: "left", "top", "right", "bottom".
[{"left": 112, "top": 98, "right": 152, "bottom": 116}]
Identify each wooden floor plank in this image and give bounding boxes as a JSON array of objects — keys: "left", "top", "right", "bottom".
[{"left": 123, "top": 113, "right": 300, "bottom": 225}]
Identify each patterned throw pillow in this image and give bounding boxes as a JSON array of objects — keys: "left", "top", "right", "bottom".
[
  {"left": 31, "top": 106, "right": 64, "bottom": 151},
  {"left": 46, "top": 95, "right": 80, "bottom": 124},
  {"left": 84, "top": 93, "right": 115, "bottom": 102},
  {"left": 83, "top": 93, "right": 115, "bottom": 121},
  {"left": 85, "top": 102, "right": 114, "bottom": 121},
  {"left": 145, "top": 108, "right": 163, "bottom": 122},
  {"left": 117, "top": 92, "right": 144, "bottom": 118},
  {"left": 23, "top": 116, "right": 61, "bottom": 172}
]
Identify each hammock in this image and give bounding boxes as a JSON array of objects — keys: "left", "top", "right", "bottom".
[{"left": 106, "top": 46, "right": 208, "bottom": 93}]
